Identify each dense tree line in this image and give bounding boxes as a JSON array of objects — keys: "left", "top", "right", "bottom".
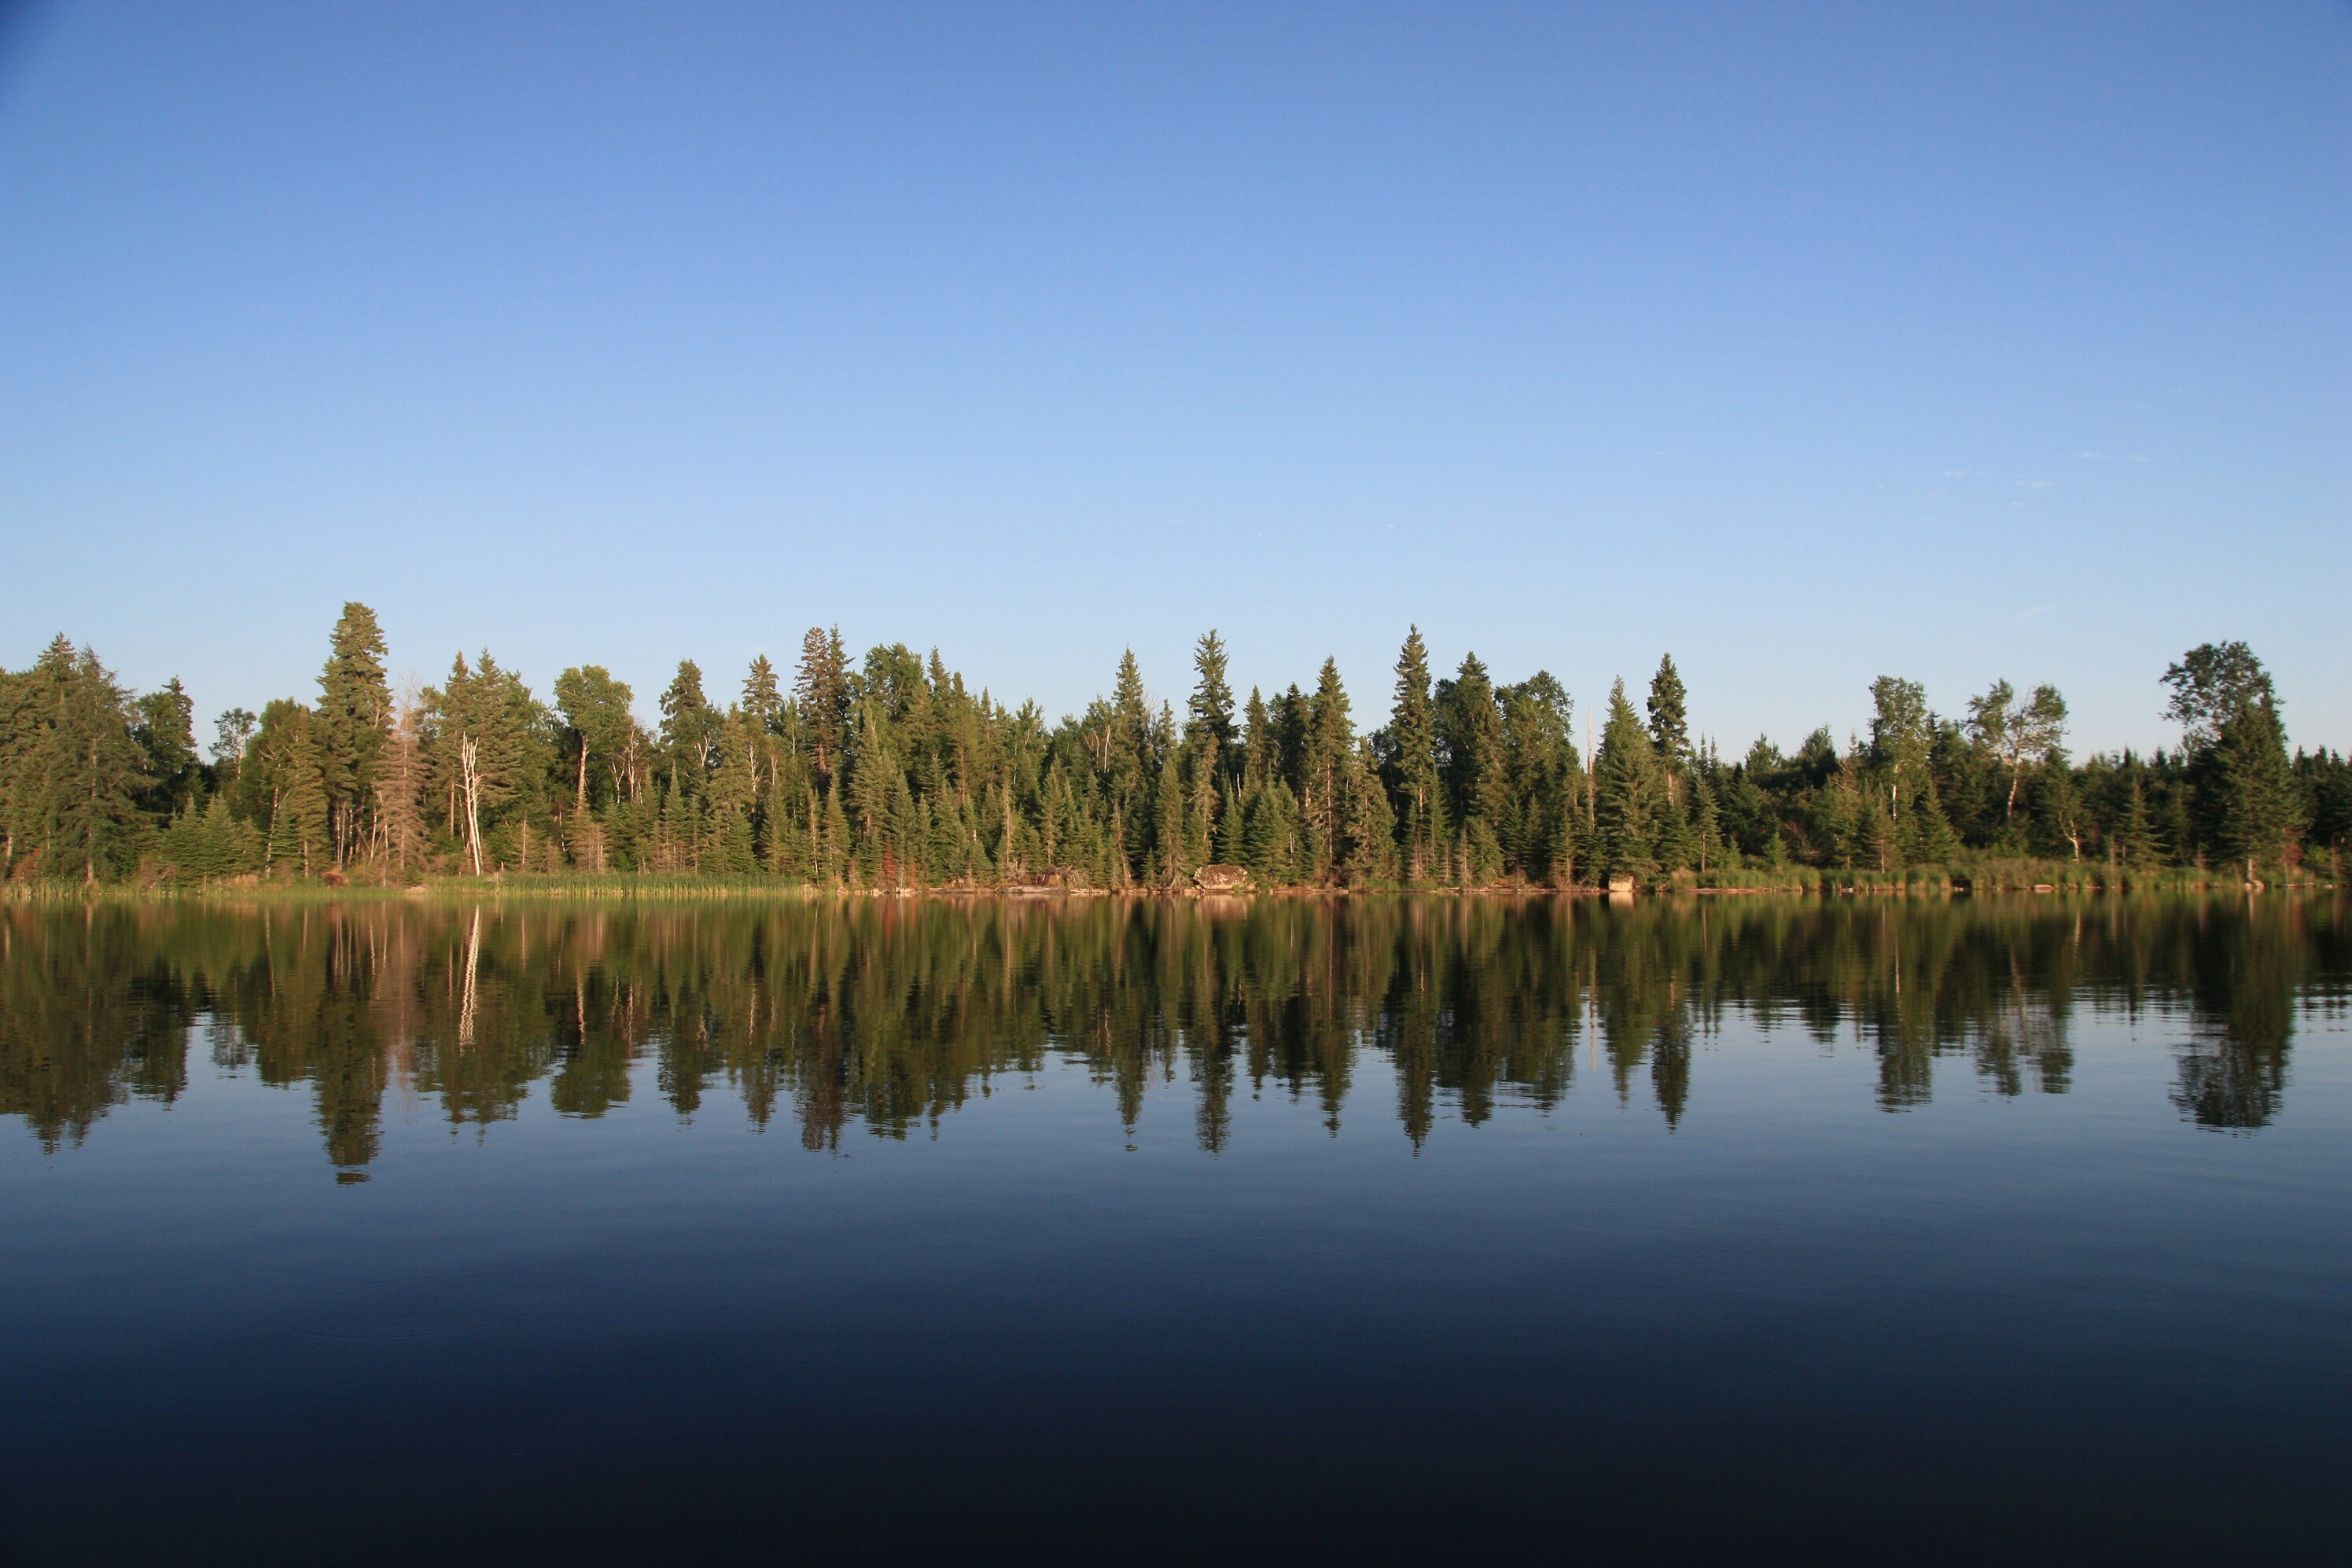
[
  {"left": 5, "top": 896, "right": 2335, "bottom": 1172},
  {"left": 2, "top": 605, "right": 2344, "bottom": 889}
]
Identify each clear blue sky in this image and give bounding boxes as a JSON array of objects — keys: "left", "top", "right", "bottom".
[{"left": 2, "top": 1, "right": 2345, "bottom": 756}]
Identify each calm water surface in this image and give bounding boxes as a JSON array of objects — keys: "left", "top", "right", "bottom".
[{"left": 2, "top": 896, "right": 2346, "bottom": 1563}]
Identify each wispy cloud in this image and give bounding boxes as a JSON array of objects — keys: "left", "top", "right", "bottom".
[
  {"left": 1942, "top": 468, "right": 1975, "bottom": 477},
  {"left": 2008, "top": 603, "right": 2057, "bottom": 621},
  {"left": 2077, "top": 451, "right": 2108, "bottom": 460},
  {"left": 2018, "top": 479, "right": 2056, "bottom": 488}
]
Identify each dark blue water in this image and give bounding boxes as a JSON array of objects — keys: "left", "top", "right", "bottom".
[{"left": 1, "top": 896, "right": 2345, "bottom": 1562}]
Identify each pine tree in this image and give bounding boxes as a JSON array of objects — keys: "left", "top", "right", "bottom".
[
  {"left": 375, "top": 699, "right": 429, "bottom": 874},
  {"left": 658, "top": 661, "right": 716, "bottom": 800},
  {"left": 1646, "top": 653, "right": 1688, "bottom": 775},
  {"left": 742, "top": 656, "right": 782, "bottom": 724},
  {"left": 819, "top": 782, "right": 851, "bottom": 886},
  {"left": 1215, "top": 782, "right": 1246, "bottom": 865},
  {"left": 794, "top": 627, "right": 852, "bottom": 785},
  {"left": 1438, "top": 654, "right": 1507, "bottom": 880},
  {"left": 1300, "top": 658, "right": 1353, "bottom": 882},
  {"left": 2213, "top": 695, "right": 2295, "bottom": 881},
  {"left": 1340, "top": 738, "right": 1397, "bottom": 885},
  {"left": 133, "top": 678, "right": 201, "bottom": 821},
  {"left": 318, "top": 602, "right": 391, "bottom": 867},
  {"left": 1386, "top": 628, "right": 1444, "bottom": 882},
  {"left": 2112, "top": 776, "right": 2156, "bottom": 870},
  {"left": 1152, "top": 750, "right": 1188, "bottom": 885},
  {"left": 1186, "top": 630, "right": 1236, "bottom": 780},
  {"left": 274, "top": 723, "right": 330, "bottom": 877},
  {"left": 1690, "top": 767, "right": 1724, "bottom": 877},
  {"left": 0, "top": 637, "right": 149, "bottom": 882},
  {"left": 848, "top": 712, "right": 896, "bottom": 883},
  {"left": 1594, "top": 679, "right": 1662, "bottom": 886},
  {"left": 1242, "top": 780, "right": 1299, "bottom": 882},
  {"left": 1239, "top": 687, "right": 1271, "bottom": 790}
]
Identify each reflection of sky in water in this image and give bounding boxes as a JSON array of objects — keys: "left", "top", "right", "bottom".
[{"left": 0, "top": 897, "right": 2345, "bottom": 1561}]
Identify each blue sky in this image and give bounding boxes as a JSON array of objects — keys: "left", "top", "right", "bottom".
[{"left": 2, "top": 1, "right": 2345, "bottom": 756}]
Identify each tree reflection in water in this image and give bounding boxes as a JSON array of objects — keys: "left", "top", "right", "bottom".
[{"left": 2, "top": 893, "right": 2343, "bottom": 1173}]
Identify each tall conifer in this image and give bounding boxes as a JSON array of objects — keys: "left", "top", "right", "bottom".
[{"left": 318, "top": 602, "right": 392, "bottom": 867}]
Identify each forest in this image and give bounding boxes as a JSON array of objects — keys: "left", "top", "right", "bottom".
[{"left": 0, "top": 604, "right": 2344, "bottom": 892}]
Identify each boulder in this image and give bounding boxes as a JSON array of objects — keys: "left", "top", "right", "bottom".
[{"left": 1194, "top": 863, "right": 1253, "bottom": 894}]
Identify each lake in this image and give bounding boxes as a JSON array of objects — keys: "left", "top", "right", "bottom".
[{"left": 1, "top": 894, "right": 2345, "bottom": 1563}]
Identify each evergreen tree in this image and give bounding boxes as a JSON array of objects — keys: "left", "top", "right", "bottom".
[
  {"left": 2166, "top": 643, "right": 2296, "bottom": 879},
  {"left": 1646, "top": 653, "right": 1689, "bottom": 775},
  {"left": 132, "top": 678, "right": 201, "bottom": 820},
  {"left": 1593, "top": 679, "right": 1662, "bottom": 885},
  {"left": 272, "top": 723, "right": 330, "bottom": 877},
  {"left": 0, "top": 636, "right": 147, "bottom": 882},
  {"left": 794, "top": 626, "right": 852, "bottom": 785},
  {"left": 1242, "top": 779, "right": 1300, "bottom": 883},
  {"left": 1152, "top": 750, "right": 1189, "bottom": 885},
  {"left": 2112, "top": 775, "right": 2156, "bottom": 871},
  {"left": 1239, "top": 687, "right": 1271, "bottom": 790},
  {"left": 742, "top": 655, "right": 782, "bottom": 724},
  {"left": 1299, "top": 658, "right": 1353, "bottom": 882},
  {"left": 819, "top": 782, "right": 851, "bottom": 886},
  {"left": 1186, "top": 630, "right": 1237, "bottom": 778},
  {"left": 375, "top": 699, "right": 429, "bottom": 874},
  {"left": 1437, "top": 654, "right": 1507, "bottom": 882},
  {"left": 1215, "top": 782, "right": 1246, "bottom": 865},
  {"left": 1384, "top": 628, "right": 1443, "bottom": 883},
  {"left": 164, "top": 793, "right": 259, "bottom": 882},
  {"left": 1340, "top": 738, "right": 1397, "bottom": 886},
  {"left": 2212, "top": 694, "right": 2295, "bottom": 880},
  {"left": 658, "top": 661, "right": 716, "bottom": 798},
  {"left": 317, "top": 602, "right": 391, "bottom": 867}
]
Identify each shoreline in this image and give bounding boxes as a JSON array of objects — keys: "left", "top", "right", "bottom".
[{"left": 5, "top": 874, "right": 2340, "bottom": 905}]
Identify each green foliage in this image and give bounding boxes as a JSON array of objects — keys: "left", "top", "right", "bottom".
[
  {"left": 317, "top": 602, "right": 392, "bottom": 866},
  {"left": 1646, "top": 654, "right": 1688, "bottom": 767},
  {"left": 9, "top": 616, "right": 2336, "bottom": 893},
  {"left": 0, "top": 637, "right": 149, "bottom": 882},
  {"left": 1594, "top": 679, "right": 1664, "bottom": 885}
]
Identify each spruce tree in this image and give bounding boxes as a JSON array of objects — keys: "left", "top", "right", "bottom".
[
  {"left": 1594, "top": 679, "right": 1662, "bottom": 886},
  {"left": 742, "top": 655, "right": 781, "bottom": 724},
  {"left": 1646, "top": 653, "right": 1689, "bottom": 774},
  {"left": 1152, "top": 751, "right": 1188, "bottom": 885},
  {"left": 2213, "top": 695, "right": 2295, "bottom": 881},
  {"left": 275, "top": 724, "right": 331, "bottom": 877},
  {"left": 1, "top": 637, "right": 148, "bottom": 882},
  {"left": 1386, "top": 629, "right": 1442, "bottom": 882},
  {"left": 133, "top": 679, "right": 201, "bottom": 821},
  {"left": 1438, "top": 654, "right": 1507, "bottom": 876},
  {"left": 794, "top": 626, "right": 852, "bottom": 785},
  {"left": 1301, "top": 658, "right": 1353, "bottom": 882},
  {"left": 318, "top": 602, "right": 391, "bottom": 867},
  {"left": 820, "top": 782, "right": 851, "bottom": 886},
  {"left": 1240, "top": 688, "right": 1271, "bottom": 790},
  {"left": 2112, "top": 776, "right": 2156, "bottom": 870},
  {"left": 1340, "top": 738, "right": 1397, "bottom": 885},
  {"left": 1215, "top": 782, "right": 1246, "bottom": 865},
  {"left": 1186, "top": 631, "right": 1237, "bottom": 777},
  {"left": 658, "top": 661, "right": 716, "bottom": 799}
]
